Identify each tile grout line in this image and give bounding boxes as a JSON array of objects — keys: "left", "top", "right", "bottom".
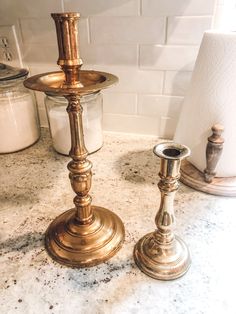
[
  {"left": 61, "top": 0, "right": 64, "bottom": 12},
  {"left": 164, "top": 16, "right": 168, "bottom": 45},
  {"left": 139, "top": 0, "right": 142, "bottom": 16},
  {"left": 162, "top": 71, "right": 166, "bottom": 94},
  {"left": 87, "top": 17, "right": 91, "bottom": 44}
]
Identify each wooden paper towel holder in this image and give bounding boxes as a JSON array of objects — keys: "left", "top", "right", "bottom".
[{"left": 180, "top": 124, "right": 236, "bottom": 197}]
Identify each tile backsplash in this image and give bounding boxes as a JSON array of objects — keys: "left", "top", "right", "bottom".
[{"left": 0, "top": 0, "right": 218, "bottom": 137}]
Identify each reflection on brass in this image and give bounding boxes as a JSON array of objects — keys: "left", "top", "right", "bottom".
[
  {"left": 24, "top": 70, "right": 116, "bottom": 96},
  {"left": 204, "top": 124, "right": 224, "bottom": 183},
  {"left": 24, "top": 12, "right": 124, "bottom": 267},
  {"left": 134, "top": 142, "right": 191, "bottom": 280}
]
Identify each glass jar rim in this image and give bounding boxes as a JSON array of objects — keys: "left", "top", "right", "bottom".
[
  {"left": 0, "top": 76, "right": 28, "bottom": 90},
  {"left": 0, "top": 63, "right": 28, "bottom": 82}
]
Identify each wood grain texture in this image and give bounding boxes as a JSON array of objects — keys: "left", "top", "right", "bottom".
[{"left": 181, "top": 159, "right": 236, "bottom": 197}]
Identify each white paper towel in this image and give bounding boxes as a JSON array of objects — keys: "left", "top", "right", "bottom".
[{"left": 174, "top": 31, "right": 236, "bottom": 177}]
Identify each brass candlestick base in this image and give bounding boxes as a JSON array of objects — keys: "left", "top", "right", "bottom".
[
  {"left": 45, "top": 206, "right": 124, "bottom": 267},
  {"left": 24, "top": 13, "right": 125, "bottom": 267},
  {"left": 134, "top": 142, "right": 191, "bottom": 280},
  {"left": 134, "top": 234, "right": 190, "bottom": 280}
]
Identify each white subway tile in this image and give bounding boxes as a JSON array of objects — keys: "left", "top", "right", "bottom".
[
  {"left": 139, "top": 45, "right": 199, "bottom": 71},
  {"left": 137, "top": 94, "right": 183, "bottom": 116},
  {"left": 34, "top": 91, "right": 48, "bottom": 127},
  {"left": 159, "top": 117, "right": 177, "bottom": 139},
  {"left": 83, "top": 65, "right": 164, "bottom": 93},
  {"left": 38, "top": 106, "right": 48, "bottom": 127},
  {"left": 29, "top": 64, "right": 59, "bottom": 75},
  {"left": 34, "top": 92, "right": 46, "bottom": 113},
  {"left": 164, "top": 71, "right": 192, "bottom": 96},
  {"left": 20, "top": 18, "right": 89, "bottom": 45},
  {"left": 137, "top": 94, "right": 183, "bottom": 138},
  {"left": 141, "top": 0, "right": 216, "bottom": 16},
  {"left": 20, "top": 18, "right": 56, "bottom": 45},
  {"left": 63, "top": 0, "right": 140, "bottom": 17},
  {"left": 90, "top": 16, "right": 165, "bottom": 44},
  {"left": 0, "top": 0, "right": 63, "bottom": 19},
  {"left": 81, "top": 44, "right": 138, "bottom": 66},
  {"left": 103, "top": 113, "right": 159, "bottom": 135},
  {"left": 113, "top": 68, "right": 164, "bottom": 93},
  {"left": 22, "top": 44, "right": 58, "bottom": 63},
  {"left": 212, "top": 4, "right": 225, "bottom": 28},
  {"left": 103, "top": 92, "right": 137, "bottom": 115},
  {"left": 28, "top": 67, "right": 54, "bottom": 127},
  {"left": 167, "top": 16, "right": 212, "bottom": 45},
  {"left": 0, "top": 14, "right": 17, "bottom": 25}
]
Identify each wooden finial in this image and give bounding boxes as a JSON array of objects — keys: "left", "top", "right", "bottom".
[{"left": 204, "top": 124, "right": 224, "bottom": 183}]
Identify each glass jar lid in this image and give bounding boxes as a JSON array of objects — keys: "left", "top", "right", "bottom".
[{"left": 0, "top": 63, "right": 28, "bottom": 82}]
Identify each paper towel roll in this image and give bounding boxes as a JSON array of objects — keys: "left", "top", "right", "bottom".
[{"left": 174, "top": 31, "right": 236, "bottom": 177}]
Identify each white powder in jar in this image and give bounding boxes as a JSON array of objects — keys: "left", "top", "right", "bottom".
[
  {"left": 0, "top": 92, "right": 40, "bottom": 153},
  {"left": 48, "top": 105, "right": 103, "bottom": 155}
]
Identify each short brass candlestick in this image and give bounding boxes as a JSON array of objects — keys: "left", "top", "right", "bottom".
[
  {"left": 24, "top": 12, "right": 125, "bottom": 267},
  {"left": 134, "top": 142, "right": 191, "bottom": 280}
]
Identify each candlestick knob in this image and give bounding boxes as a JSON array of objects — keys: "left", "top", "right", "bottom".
[
  {"left": 204, "top": 124, "right": 224, "bottom": 183},
  {"left": 134, "top": 142, "right": 191, "bottom": 280}
]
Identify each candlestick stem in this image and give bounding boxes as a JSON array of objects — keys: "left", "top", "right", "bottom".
[{"left": 66, "top": 94, "right": 93, "bottom": 224}]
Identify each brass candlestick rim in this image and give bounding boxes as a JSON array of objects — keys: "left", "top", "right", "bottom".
[
  {"left": 24, "top": 70, "right": 118, "bottom": 95},
  {"left": 153, "top": 142, "right": 190, "bottom": 160},
  {"left": 51, "top": 12, "right": 81, "bottom": 18}
]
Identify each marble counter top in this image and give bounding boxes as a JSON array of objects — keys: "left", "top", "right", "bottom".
[{"left": 0, "top": 129, "right": 236, "bottom": 314}]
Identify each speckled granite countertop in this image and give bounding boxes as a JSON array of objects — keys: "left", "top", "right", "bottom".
[{"left": 0, "top": 129, "right": 236, "bottom": 314}]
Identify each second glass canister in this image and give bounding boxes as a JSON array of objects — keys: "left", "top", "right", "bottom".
[
  {"left": 45, "top": 91, "right": 103, "bottom": 155},
  {"left": 0, "top": 63, "right": 40, "bottom": 153}
]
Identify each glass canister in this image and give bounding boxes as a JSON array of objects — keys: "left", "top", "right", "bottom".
[
  {"left": 45, "top": 91, "right": 103, "bottom": 155},
  {"left": 0, "top": 63, "right": 40, "bottom": 153}
]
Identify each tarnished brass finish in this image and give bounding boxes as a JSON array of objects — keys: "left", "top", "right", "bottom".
[
  {"left": 204, "top": 124, "right": 224, "bottom": 183},
  {"left": 24, "top": 12, "right": 124, "bottom": 267},
  {"left": 134, "top": 142, "right": 191, "bottom": 280}
]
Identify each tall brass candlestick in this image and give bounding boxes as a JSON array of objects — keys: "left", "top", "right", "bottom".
[
  {"left": 134, "top": 142, "right": 191, "bottom": 280},
  {"left": 24, "top": 12, "right": 125, "bottom": 267}
]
